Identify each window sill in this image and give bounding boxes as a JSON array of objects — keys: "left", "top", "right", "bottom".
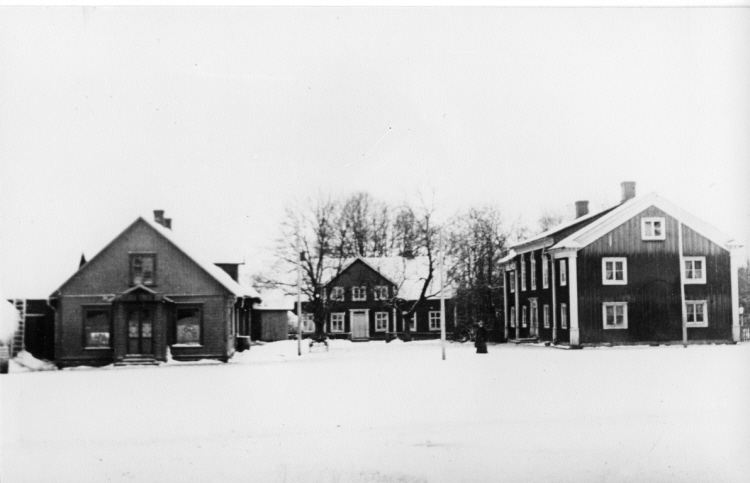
[
  {"left": 684, "top": 280, "right": 706, "bottom": 285},
  {"left": 602, "top": 281, "right": 628, "bottom": 286},
  {"left": 171, "top": 343, "right": 203, "bottom": 348},
  {"left": 603, "top": 326, "right": 628, "bottom": 330},
  {"left": 84, "top": 347, "right": 112, "bottom": 351},
  {"left": 687, "top": 323, "right": 708, "bottom": 328}
]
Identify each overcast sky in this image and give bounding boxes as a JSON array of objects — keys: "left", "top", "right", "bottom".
[{"left": 1, "top": 6, "right": 748, "bottom": 298}]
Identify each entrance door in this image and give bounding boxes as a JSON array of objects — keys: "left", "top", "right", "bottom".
[
  {"left": 127, "top": 305, "right": 154, "bottom": 355},
  {"left": 351, "top": 311, "right": 369, "bottom": 339},
  {"left": 529, "top": 299, "right": 539, "bottom": 338}
]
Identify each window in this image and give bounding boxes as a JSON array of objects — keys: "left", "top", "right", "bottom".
[
  {"left": 561, "top": 304, "right": 568, "bottom": 329},
  {"left": 331, "top": 313, "right": 345, "bottom": 332},
  {"left": 410, "top": 313, "right": 417, "bottom": 331},
  {"left": 530, "top": 300, "right": 538, "bottom": 328},
  {"left": 686, "top": 301, "right": 708, "bottom": 327},
  {"left": 543, "top": 305, "right": 550, "bottom": 329},
  {"left": 642, "top": 217, "right": 666, "bottom": 241},
  {"left": 603, "top": 302, "right": 628, "bottom": 329},
  {"left": 429, "top": 311, "right": 441, "bottom": 331},
  {"left": 602, "top": 258, "right": 627, "bottom": 285},
  {"left": 684, "top": 257, "right": 706, "bottom": 284},
  {"left": 130, "top": 253, "right": 155, "bottom": 285},
  {"left": 83, "top": 308, "right": 111, "bottom": 348},
  {"left": 331, "top": 287, "right": 344, "bottom": 301},
  {"left": 301, "top": 313, "right": 315, "bottom": 332},
  {"left": 373, "top": 286, "right": 389, "bottom": 300},
  {"left": 175, "top": 306, "right": 202, "bottom": 344},
  {"left": 531, "top": 255, "right": 537, "bottom": 290},
  {"left": 375, "top": 312, "right": 389, "bottom": 332},
  {"left": 522, "top": 306, "right": 527, "bottom": 327},
  {"left": 352, "top": 286, "right": 367, "bottom": 301},
  {"left": 509, "top": 272, "right": 515, "bottom": 293},
  {"left": 510, "top": 307, "right": 516, "bottom": 328},
  {"left": 521, "top": 255, "right": 527, "bottom": 291},
  {"left": 542, "top": 256, "right": 549, "bottom": 289},
  {"left": 560, "top": 261, "right": 567, "bottom": 286}
]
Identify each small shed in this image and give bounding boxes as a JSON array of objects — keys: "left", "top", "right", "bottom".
[{"left": 252, "top": 299, "right": 293, "bottom": 342}]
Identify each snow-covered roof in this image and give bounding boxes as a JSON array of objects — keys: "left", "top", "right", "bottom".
[
  {"left": 254, "top": 297, "right": 295, "bottom": 311},
  {"left": 551, "top": 192, "right": 738, "bottom": 251},
  {"left": 328, "top": 256, "right": 455, "bottom": 300}
]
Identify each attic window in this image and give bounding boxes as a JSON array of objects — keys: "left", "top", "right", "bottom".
[
  {"left": 130, "top": 253, "right": 156, "bottom": 286},
  {"left": 642, "top": 217, "right": 666, "bottom": 241}
]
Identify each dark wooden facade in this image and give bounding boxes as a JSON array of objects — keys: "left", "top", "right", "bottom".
[
  {"left": 299, "top": 258, "right": 454, "bottom": 341},
  {"left": 503, "top": 191, "right": 739, "bottom": 347},
  {"left": 50, "top": 217, "right": 258, "bottom": 367}
]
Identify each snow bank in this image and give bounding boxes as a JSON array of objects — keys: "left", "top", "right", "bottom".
[
  {"left": 11, "top": 350, "right": 57, "bottom": 372},
  {"left": 0, "top": 299, "right": 20, "bottom": 343}
]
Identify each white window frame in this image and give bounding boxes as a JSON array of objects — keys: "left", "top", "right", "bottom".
[
  {"left": 521, "top": 255, "right": 527, "bottom": 291},
  {"left": 374, "top": 312, "right": 389, "bottom": 332},
  {"left": 351, "top": 286, "right": 367, "bottom": 301},
  {"left": 510, "top": 307, "right": 516, "bottom": 328},
  {"left": 331, "top": 286, "right": 344, "bottom": 301},
  {"left": 561, "top": 303, "right": 568, "bottom": 329},
  {"left": 429, "top": 311, "right": 441, "bottom": 331},
  {"left": 301, "top": 313, "right": 315, "bottom": 332},
  {"left": 542, "top": 256, "right": 549, "bottom": 289},
  {"left": 531, "top": 255, "right": 537, "bottom": 290},
  {"left": 373, "top": 285, "right": 389, "bottom": 300},
  {"left": 522, "top": 306, "right": 527, "bottom": 327},
  {"left": 509, "top": 272, "right": 515, "bottom": 293},
  {"left": 330, "top": 312, "right": 345, "bottom": 333},
  {"left": 684, "top": 257, "right": 707, "bottom": 284},
  {"left": 602, "top": 257, "right": 628, "bottom": 285},
  {"left": 543, "top": 305, "right": 550, "bottom": 329},
  {"left": 560, "top": 260, "right": 567, "bottom": 286},
  {"left": 686, "top": 300, "right": 708, "bottom": 328},
  {"left": 602, "top": 302, "right": 628, "bottom": 330},
  {"left": 642, "top": 217, "right": 666, "bottom": 241}
]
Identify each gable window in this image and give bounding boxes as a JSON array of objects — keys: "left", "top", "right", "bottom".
[
  {"left": 686, "top": 301, "right": 708, "bottom": 327},
  {"left": 642, "top": 217, "right": 666, "bottom": 241},
  {"left": 521, "top": 255, "right": 527, "bottom": 291},
  {"left": 542, "top": 256, "right": 549, "bottom": 289},
  {"left": 560, "top": 260, "right": 567, "bottom": 286},
  {"left": 602, "top": 258, "right": 627, "bottom": 285},
  {"left": 83, "top": 307, "right": 111, "bottom": 348},
  {"left": 331, "top": 287, "right": 344, "bottom": 301},
  {"left": 543, "top": 305, "right": 550, "bottom": 329},
  {"left": 561, "top": 304, "right": 568, "bottom": 329},
  {"left": 429, "top": 311, "right": 441, "bottom": 331},
  {"left": 373, "top": 286, "right": 389, "bottom": 300},
  {"left": 175, "top": 306, "right": 202, "bottom": 345},
  {"left": 301, "top": 313, "right": 315, "bottom": 332},
  {"left": 684, "top": 257, "right": 706, "bottom": 284},
  {"left": 331, "top": 313, "right": 345, "bottom": 332},
  {"left": 374, "top": 312, "right": 389, "bottom": 332},
  {"left": 352, "top": 286, "right": 367, "bottom": 301},
  {"left": 522, "top": 306, "right": 528, "bottom": 327},
  {"left": 509, "top": 272, "right": 515, "bottom": 293},
  {"left": 510, "top": 307, "right": 516, "bottom": 328},
  {"left": 603, "top": 302, "right": 628, "bottom": 329},
  {"left": 130, "top": 253, "right": 155, "bottom": 286},
  {"left": 531, "top": 255, "right": 537, "bottom": 290}
]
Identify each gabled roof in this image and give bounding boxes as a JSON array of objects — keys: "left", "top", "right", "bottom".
[
  {"left": 52, "top": 216, "right": 261, "bottom": 301},
  {"left": 551, "top": 192, "right": 737, "bottom": 251},
  {"left": 326, "top": 256, "right": 455, "bottom": 300}
]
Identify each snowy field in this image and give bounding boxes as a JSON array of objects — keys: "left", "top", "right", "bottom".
[{"left": 2, "top": 340, "right": 749, "bottom": 483}]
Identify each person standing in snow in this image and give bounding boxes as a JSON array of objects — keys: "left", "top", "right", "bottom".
[{"left": 475, "top": 320, "right": 488, "bottom": 354}]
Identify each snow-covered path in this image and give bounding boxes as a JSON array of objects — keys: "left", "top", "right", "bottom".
[{"left": 2, "top": 340, "right": 749, "bottom": 482}]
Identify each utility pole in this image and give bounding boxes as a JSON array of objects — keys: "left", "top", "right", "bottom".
[{"left": 297, "top": 233, "right": 302, "bottom": 356}]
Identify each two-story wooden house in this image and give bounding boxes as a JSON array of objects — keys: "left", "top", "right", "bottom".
[
  {"left": 49, "top": 211, "right": 261, "bottom": 367},
  {"left": 298, "top": 257, "right": 454, "bottom": 341},
  {"left": 501, "top": 182, "right": 742, "bottom": 347}
]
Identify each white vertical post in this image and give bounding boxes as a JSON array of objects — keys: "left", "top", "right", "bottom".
[
  {"left": 730, "top": 245, "right": 741, "bottom": 342},
  {"left": 551, "top": 254, "right": 557, "bottom": 344},
  {"left": 678, "top": 223, "right": 687, "bottom": 348},
  {"left": 440, "top": 231, "right": 446, "bottom": 361},
  {"left": 567, "top": 254, "right": 580, "bottom": 347},
  {"left": 296, "top": 234, "right": 302, "bottom": 357},
  {"left": 502, "top": 264, "right": 508, "bottom": 341}
]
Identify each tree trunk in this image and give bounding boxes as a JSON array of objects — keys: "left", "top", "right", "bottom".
[{"left": 313, "top": 320, "right": 328, "bottom": 342}]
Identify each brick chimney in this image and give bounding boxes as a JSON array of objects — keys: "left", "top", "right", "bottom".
[
  {"left": 575, "top": 201, "right": 589, "bottom": 219},
  {"left": 164, "top": 218, "right": 172, "bottom": 230},
  {"left": 153, "top": 210, "right": 165, "bottom": 226},
  {"left": 621, "top": 182, "right": 636, "bottom": 203}
]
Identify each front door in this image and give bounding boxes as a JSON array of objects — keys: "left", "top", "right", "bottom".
[
  {"left": 127, "top": 305, "right": 154, "bottom": 355},
  {"left": 529, "top": 299, "right": 539, "bottom": 337},
  {"left": 351, "top": 311, "right": 369, "bottom": 339}
]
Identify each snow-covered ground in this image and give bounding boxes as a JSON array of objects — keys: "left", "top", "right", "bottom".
[{"left": 2, "top": 340, "right": 749, "bottom": 483}]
